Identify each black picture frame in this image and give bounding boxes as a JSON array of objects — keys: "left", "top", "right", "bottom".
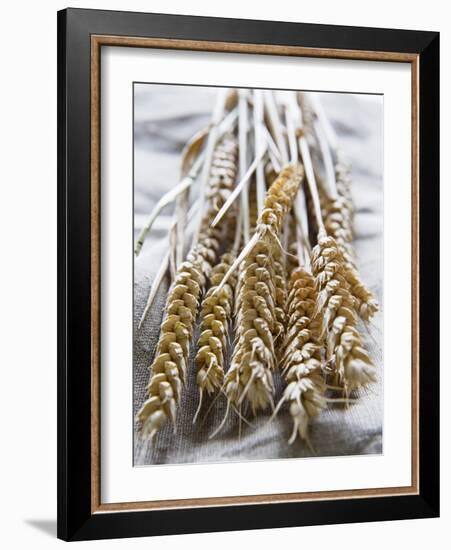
[{"left": 57, "top": 7, "right": 439, "bottom": 541}]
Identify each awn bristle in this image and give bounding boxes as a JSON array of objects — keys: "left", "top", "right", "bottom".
[
  {"left": 278, "top": 268, "right": 326, "bottom": 444},
  {"left": 136, "top": 134, "right": 238, "bottom": 441},
  {"left": 223, "top": 165, "right": 303, "bottom": 415}
]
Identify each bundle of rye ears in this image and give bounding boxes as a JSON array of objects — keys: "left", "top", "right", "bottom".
[{"left": 135, "top": 89, "right": 379, "bottom": 448}]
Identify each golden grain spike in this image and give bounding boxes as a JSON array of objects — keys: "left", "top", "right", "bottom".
[
  {"left": 194, "top": 252, "right": 237, "bottom": 420},
  {"left": 205, "top": 134, "right": 238, "bottom": 214},
  {"left": 277, "top": 267, "right": 326, "bottom": 444},
  {"left": 327, "top": 307, "right": 376, "bottom": 394},
  {"left": 311, "top": 232, "right": 376, "bottom": 394},
  {"left": 259, "top": 164, "right": 303, "bottom": 232},
  {"left": 222, "top": 165, "right": 304, "bottom": 418},
  {"left": 136, "top": 134, "right": 238, "bottom": 441}
]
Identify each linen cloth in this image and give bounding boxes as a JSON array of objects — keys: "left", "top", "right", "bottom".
[{"left": 133, "top": 84, "right": 383, "bottom": 465}]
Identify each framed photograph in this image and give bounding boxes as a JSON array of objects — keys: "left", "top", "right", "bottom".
[{"left": 57, "top": 7, "right": 439, "bottom": 541}]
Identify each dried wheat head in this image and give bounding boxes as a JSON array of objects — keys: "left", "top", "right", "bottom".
[
  {"left": 194, "top": 252, "right": 237, "bottom": 411},
  {"left": 278, "top": 268, "right": 326, "bottom": 443},
  {"left": 311, "top": 232, "right": 376, "bottom": 393},
  {"left": 222, "top": 165, "right": 303, "bottom": 417},
  {"left": 136, "top": 134, "right": 238, "bottom": 440}
]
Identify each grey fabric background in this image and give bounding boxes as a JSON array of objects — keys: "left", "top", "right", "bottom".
[{"left": 133, "top": 84, "right": 383, "bottom": 466}]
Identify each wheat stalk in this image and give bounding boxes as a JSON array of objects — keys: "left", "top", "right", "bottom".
[
  {"left": 276, "top": 267, "right": 326, "bottom": 444},
  {"left": 218, "top": 165, "right": 303, "bottom": 424},
  {"left": 253, "top": 90, "right": 266, "bottom": 213},
  {"left": 136, "top": 134, "right": 238, "bottom": 441},
  {"left": 238, "top": 90, "right": 250, "bottom": 242}
]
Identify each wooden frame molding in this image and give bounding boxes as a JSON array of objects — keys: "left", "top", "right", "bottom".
[{"left": 90, "top": 34, "right": 420, "bottom": 515}]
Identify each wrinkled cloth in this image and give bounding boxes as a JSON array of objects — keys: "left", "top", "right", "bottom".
[{"left": 133, "top": 84, "right": 383, "bottom": 465}]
